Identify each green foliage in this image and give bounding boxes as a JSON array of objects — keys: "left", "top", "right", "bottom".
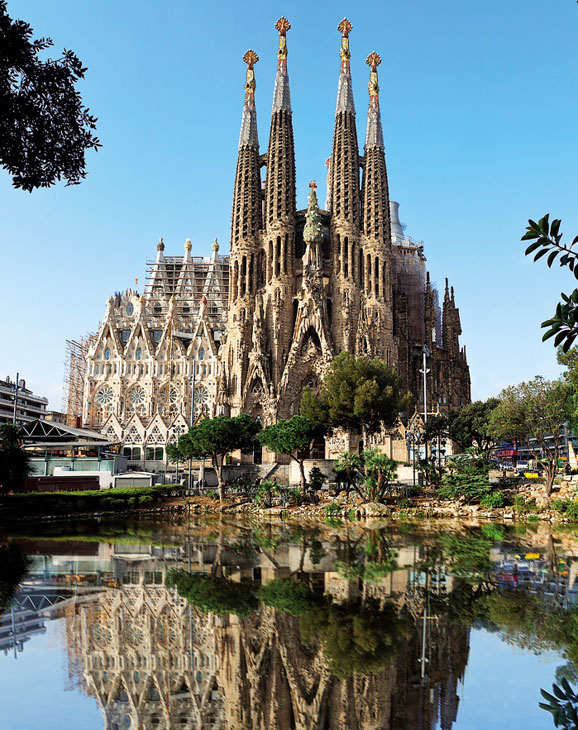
[
  {"left": 0, "top": 484, "right": 175, "bottom": 518},
  {"left": 0, "top": 1, "right": 100, "bottom": 191},
  {"left": 448, "top": 399, "right": 500, "bottom": 452},
  {"left": 0, "top": 423, "right": 32, "bottom": 492},
  {"left": 301, "top": 352, "right": 412, "bottom": 441},
  {"left": 333, "top": 451, "right": 364, "bottom": 491},
  {"left": 300, "top": 598, "right": 411, "bottom": 679},
  {"left": 0, "top": 543, "right": 28, "bottom": 611},
  {"left": 481, "top": 524, "right": 505, "bottom": 541},
  {"left": 438, "top": 531, "right": 494, "bottom": 583},
  {"left": 324, "top": 502, "right": 343, "bottom": 519},
  {"left": 489, "top": 376, "right": 571, "bottom": 495},
  {"left": 513, "top": 496, "right": 538, "bottom": 513},
  {"left": 138, "top": 495, "right": 153, "bottom": 506},
  {"left": 363, "top": 449, "right": 398, "bottom": 502},
  {"left": 308, "top": 466, "right": 326, "bottom": 491},
  {"left": 552, "top": 499, "right": 570, "bottom": 513},
  {"left": 540, "top": 679, "right": 578, "bottom": 729},
  {"left": 438, "top": 451, "right": 492, "bottom": 503},
  {"left": 257, "top": 578, "right": 316, "bottom": 616},
  {"left": 480, "top": 490, "right": 506, "bottom": 509},
  {"left": 166, "top": 569, "right": 258, "bottom": 617},
  {"left": 397, "top": 497, "right": 412, "bottom": 509},
  {"left": 253, "top": 479, "right": 278, "bottom": 507},
  {"left": 258, "top": 416, "right": 317, "bottom": 459},
  {"left": 522, "top": 215, "right": 578, "bottom": 353},
  {"left": 177, "top": 414, "right": 261, "bottom": 498},
  {"left": 206, "top": 490, "right": 219, "bottom": 501}
]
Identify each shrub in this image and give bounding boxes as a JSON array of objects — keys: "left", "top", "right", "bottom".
[
  {"left": 513, "top": 496, "right": 538, "bottom": 513},
  {"left": 138, "top": 495, "right": 153, "bottom": 506},
  {"left": 166, "top": 569, "right": 258, "bottom": 617},
  {"left": 324, "top": 502, "right": 343, "bottom": 519},
  {"left": 480, "top": 491, "right": 505, "bottom": 509},
  {"left": 438, "top": 474, "right": 491, "bottom": 503},
  {"left": 253, "top": 480, "right": 278, "bottom": 507},
  {"left": 397, "top": 498, "right": 412, "bottom": 510},
  {"left": 552, "top": 498, "right": 570, "bottom": 513},
  {"left": 205, "top": 490, "right": 219, "bottom": 501},
  {"left": 257, "top": 578, "right": 316, "bottom": 616},
  {"left": 128, "top": 497, "right": 137, "bottom": 507},
  {"left": 308, "top": 467, "right": 326, "bottom": 491},
  {"left": 565, "top": 500, "right": 578, "bottom": 520}
]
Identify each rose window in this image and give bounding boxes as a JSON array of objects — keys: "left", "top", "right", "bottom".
[
  {"left": 127, "top": 387, "right": 146, "bottom": 414},
  {"left": 96, "top": 385, "right": 113, "bottom": 406},
  {"left": 193, "top": 385, "right": 209, "bottom": 416},
  {"left": 91, "top": 624, "right": 112, "bottom": 648}
]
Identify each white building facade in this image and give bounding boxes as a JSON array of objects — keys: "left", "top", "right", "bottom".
[{"left": 83, "top": 238, "right": 228, "bottom": 470}]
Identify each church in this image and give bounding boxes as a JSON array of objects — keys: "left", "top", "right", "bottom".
[{"left": 82, "top": 18, "right": 470, "bottom": 468}]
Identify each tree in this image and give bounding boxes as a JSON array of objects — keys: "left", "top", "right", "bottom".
[
  {"left": 448, "top": 399, "right": 500, "bottom": 453},
  {"left": 0, "top": 1, "right": 100, "bottom": 191},
  {"left": 301, "top": 352, "right": 412, "bottom": 446},
  {"left": 334, "top": 449, "right": 398, "bottom": 503},
  {"left": 176, "top": 414, "right": 260, "bottom": 500},
  {"left": 522, "top": 215, "right": 578, "bottom": 353},
  {"left": 258, "top": 415, "right": 318, "bottom": 493},
  {"left": 0, "top": 423, "right": 31, "bottom": 492},
  {"left": 489, "top": 376, "right": 572, "bottom": 495},
  {"left": 557, "top": 347, "right": 578, "bottom": 433}
]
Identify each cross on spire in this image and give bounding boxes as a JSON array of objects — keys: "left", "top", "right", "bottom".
[
  {"left": 366, "top": 52, "right": 381, "bottom": 105},
  {"left": 275, "top": 17, "right": 291, "bottom": 71},
  {"left": 337, "top": 18, "right": 353, "bottom": 75},
  {"left": 242, "top": 50, "right": 259, "bottom": 106},
  {"left": 309, "top": 180, "right": 317, "bottom": 190}
]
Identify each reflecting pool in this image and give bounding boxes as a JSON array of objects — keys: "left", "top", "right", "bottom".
[{"left": 1, "top": 518, "right": 577, "bottom": 729}]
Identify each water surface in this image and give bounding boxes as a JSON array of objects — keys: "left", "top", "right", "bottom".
[{"left": 0, "top": 517, "right": 576, "bottom": 729}]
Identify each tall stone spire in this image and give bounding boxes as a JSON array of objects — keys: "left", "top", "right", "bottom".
[
  {"left": 361, "top": 51, "right": 390, "bottom": 241},
  {"left": 264, "top": 17, "right": 296, "bottom": 231},
  {"left": 231, "top": 50, "right": 262, "bottom": 254},
  {"left": 328, "top": 19, "right": 360, "bottom": 226}
]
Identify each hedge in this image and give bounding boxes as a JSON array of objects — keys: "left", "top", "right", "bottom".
[{"left": 1, "top": 484, "right": 184, "bottom": 516}]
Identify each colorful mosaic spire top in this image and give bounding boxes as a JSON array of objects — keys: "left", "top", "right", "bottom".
[
  {"left": 275, "top": 17, "right": 291, "bottom": 72},
  {"left": 337, "top": 18, "right": 353, "bottom": 75},
  {"left": 366, "top": 52, "right": 381, "bottom": 106},
  {"left": 243, "top": 49, "right": 259, "bottom": 107}
]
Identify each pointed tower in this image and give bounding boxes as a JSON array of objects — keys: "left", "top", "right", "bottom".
[
  {"left": 356, "top": 51, "right": 395, "bottom": 363},
  {"left": 328, "top": 19, "right": 362, "bottom": 352},
  {"left": 223, "top": 50, "right": 262, "bottom": 414},
  {"left": 262, "top": 17, "right": 297, "bottom": 393}
]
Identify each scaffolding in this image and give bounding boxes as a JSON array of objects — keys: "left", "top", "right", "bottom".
[{"left": 62, "top": 334, "right": 96, "bottom": 428}]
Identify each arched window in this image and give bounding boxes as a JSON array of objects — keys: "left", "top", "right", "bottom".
[
  {"left": 104, "top": 347, "right": 111, "bottom": 361},
  {"left": 135, "top": 347, "right": 142, "bottom": 361},
  {"left": 198, "top": 347, "right": 205, "bottom": 361}
]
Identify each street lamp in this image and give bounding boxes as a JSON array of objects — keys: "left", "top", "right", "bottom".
[{"left": 405, "top": 424, "right": 423, "bottom": 488}]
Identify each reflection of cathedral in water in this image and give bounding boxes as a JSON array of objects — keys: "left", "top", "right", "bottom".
[
  {"left": 76, "top": 556, "right": 224, "bottom": 730},
  {"left": 54, "top": 540, "right": 470, "bottom": 730}
]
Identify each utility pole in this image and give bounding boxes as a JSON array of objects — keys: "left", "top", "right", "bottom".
[
  {"left": 420, "top": 346, "right": 430, "bottom": 460},
  {"left": 188, "top": 361, "right": 196, "bottom": 492},
  {"left": 12, "top": 372, "right": 19, "bottom": 425}
]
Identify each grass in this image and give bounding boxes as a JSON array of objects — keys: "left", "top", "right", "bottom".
[{"left": 1, "top": 484, "right": 183, "bottom": 519}]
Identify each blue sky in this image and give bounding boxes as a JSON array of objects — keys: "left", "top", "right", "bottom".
[{"left": 1, "top": 0, "right": 577, "bottom": 407}]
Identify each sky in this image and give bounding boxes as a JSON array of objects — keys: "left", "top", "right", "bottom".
[{"left": 1, "top": 0, "right": 578, "bottom": 408}]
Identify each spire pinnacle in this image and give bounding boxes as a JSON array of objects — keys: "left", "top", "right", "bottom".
[
  {"left": 337, "top": 18, "right": 353, "bottom": 75},
  {"left": 243, "top": 50, "right": 258, "bottom": 106},
  {"left": 364, "top": 51, "right": 384, "bottom": 149},
  {"left": 239, "top": 50, "right": 259, "bottom": 148},
  {"left": 303, "top": 180, "right": 323, "bottom": 266},
  {"left": 272, "top": 18, "right": 292, "bottom": 112},
  {"left": 335, "top": 19, "right": 355, "bottom": 113},
  {"left": 366, "top": 52, "right": 381, "bottom": 104},
  {"left": 275, "top": 17, "right": 291, "bottom": 71}
]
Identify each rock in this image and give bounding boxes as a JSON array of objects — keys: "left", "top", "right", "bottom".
[{"left": 363, "top": 502, "right": 391, "bottom": 517}]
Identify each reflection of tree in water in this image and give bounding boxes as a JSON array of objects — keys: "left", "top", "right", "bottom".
[{"left": 0, "top": 543, "right": 28, "bottom": 611}]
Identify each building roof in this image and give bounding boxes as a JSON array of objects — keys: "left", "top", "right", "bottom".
[{"left": 18, "top": 419, "right": 112, "bottom": 444}]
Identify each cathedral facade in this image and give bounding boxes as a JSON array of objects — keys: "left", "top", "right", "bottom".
[
  {"left": 219, "top": 18, "right": 470, "bottom": 426},
  {"left": 82, "top": 18, "right": 469, "bottom": 466}
]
